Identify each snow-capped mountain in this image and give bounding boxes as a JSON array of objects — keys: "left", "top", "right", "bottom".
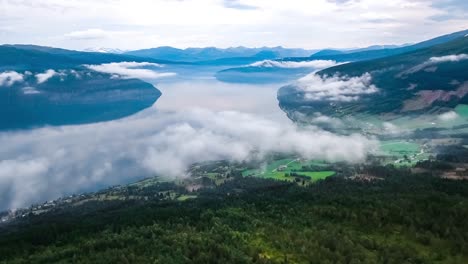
[{"left": 83, "top": 47, "right": 127, "bottom": 54}]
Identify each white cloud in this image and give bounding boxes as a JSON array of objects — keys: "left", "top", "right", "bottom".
[
  {"left": 382, "top": 122, "right": 409, "bottom": 135},
  {"left": 438, "top": 110, "right": 459, "bottom": 121},
  {"left": 0, "top": 71, "right": 24, "bottom": 86},
  {"left": 429, "top": 54, "right": 468, "bottom": 63},
  {"left": 297, "top": 72, "right": 379, "bottom": 102},
  {"left": 249, "top": 60, "right": 339, "bottom": 69},
  {"left": 0, "top": 107, "right": 377, "bottom": 210},
  {"left": 0, "top": 0, "right": 465, "bottom": 50},
  {"left": 401, "top": 54, "right": 468, "bottom": 76},
  {"left": 85, "top": 62, "right": 177, "bottom": 79},
  {"left": 35, "top": 69, "right": 57, "bottom": 84},
  {"left": 64, "top": 28, "right": 108, "bottom": 40},
  {"left": 22, "top": 87, "right": 41, "bottom": 95}
]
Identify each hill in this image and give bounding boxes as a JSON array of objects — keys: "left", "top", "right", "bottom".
[
  {"left": 1, "top": 170, "right": 468, "bottom": 263},
  {"left": 0, "top": 45, "right": 175, "bottom": 71},
  {"left": 278, "top": 34, "right": 468, "bottom": 131},
  {"left": 287, "top": 29, "right": 468, "bottom": 63},
  {"left": 0, "top": 45, "right": 163, "bottom": 130}
]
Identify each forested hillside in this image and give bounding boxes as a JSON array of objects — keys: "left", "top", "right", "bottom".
[{"left": 1, "top": 174, "right": 467, "bottom": 264}]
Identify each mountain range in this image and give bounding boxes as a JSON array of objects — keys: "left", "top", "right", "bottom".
[
  {"left": 216, "top": 29, "right": 468, "bottom": 85},
  {"left": 124, "top": 46, "right": 317, "bottom": 63}
]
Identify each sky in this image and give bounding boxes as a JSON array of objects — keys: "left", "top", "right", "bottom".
[{"left": 0, "top": 0, "right": 467, "bottom": 51}]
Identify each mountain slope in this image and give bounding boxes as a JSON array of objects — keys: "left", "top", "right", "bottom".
[
  {"left": 215, "top": 30, "right": 468, "bottom": 85},
  {"left": 0, "top": 45, "right": 175, "bottom": 71},
  {"left": 289, "top": 29, "right": 468, "bottom": 63},
  {"left": 277, "top": 36, "right": 468, "bottom": 129}
]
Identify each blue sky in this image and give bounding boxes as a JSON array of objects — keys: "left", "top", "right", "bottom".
[{"left": 0, "top": 0, "right": 466, "bottom": 50}]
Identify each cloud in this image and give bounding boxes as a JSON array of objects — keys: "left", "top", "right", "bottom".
[
  {"left": 401, "top": 54, "right": 468, "bottom": 76},
  {"left": 21, "top": 87, "right": 41, "bottom": 95},
  {"left": 438, "top": 110, "right": 459, "bottom": 121},
  {"left": 0, "top": 71, "right": 24, "bottom": 86},
  {"left": 429, "top": 54, "right": 468, "bottom": 63},
  {"left": 0, "top": 107, "right": 377, "bottom": 210},
  {"left": 1, "top": 0, "right": 465, "bottom": 50},
  {"left": 223, "top": 0, "right": 258, "bottom": 10},
  {"left": 35, "top": 69, "right": 57, "bottom": 84},
  {"left": 64, "top": 28, "right": 109, "bottom": 40},
  {"left": 382, "top": 122, "right": 408, "bottom": 135},
  {"left": 297, "top": 72, "right": 379, "bottom": 102},
  {"left": 249, "top": 60, "right": 339, "bottom": 69},
  {"left": 85, "top": 62, "right": 177, "bottom": 79}
]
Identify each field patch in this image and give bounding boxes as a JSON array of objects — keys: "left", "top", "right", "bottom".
[{"left": 243, "top": 158, "right": 335, "bottom": 183}]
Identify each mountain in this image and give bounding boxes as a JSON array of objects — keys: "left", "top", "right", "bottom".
[
  {"left": 277, "top": 34, "right": 468, "bottom": 132},
  {"left": 214, "top": 32, "right": 466, "bottom": 85},
  {"left": 215, "top": 64, "right": 316, "bottom": 84},
  {"left": 125, "top": 46, "right": 316, "bottom": 62},
  {"left": 0, "top": 45, "right": 163, "bottom": 130},
  {"left": 285, "top": 29, "right": 468, "bottom": 63},
  {"left": 0, "top": 45, "right": 175, "bottom": 71},
  {"left": 83, "top": 47, "right": 127, "bottom": 54},
  {"left": 349, "top": 44, "right": 410, "bottom": 53}
]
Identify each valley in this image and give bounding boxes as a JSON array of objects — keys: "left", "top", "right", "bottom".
[{"left": 1, "top": 16, "right": 468, "bottom": 263}]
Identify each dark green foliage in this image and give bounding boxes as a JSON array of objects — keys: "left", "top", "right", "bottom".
[{"left": 1, "top": 175, "right": 468, "bottom": 263}]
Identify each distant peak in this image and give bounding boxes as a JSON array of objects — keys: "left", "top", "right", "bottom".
[{"left": 83, "top": 47, "right": 126, "bottom": 54}]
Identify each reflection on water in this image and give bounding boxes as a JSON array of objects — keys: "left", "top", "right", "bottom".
[
  {"left": 151, "top": 66, "right": 291, "bottom": 122},
  {"left": 0, "top": 65, "right": 377, "bottom": 210},
  {"left": 0, "top": 66, "right": 292, "bottom": 209}
]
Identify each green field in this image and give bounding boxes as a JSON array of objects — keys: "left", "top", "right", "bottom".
[
  {"left": 455, "top": 104, "right": 468, "bottom": 118},
  {"left": 176, "top": 195, "right": 198, "bottom": 201},
  {"left": 380, "top": 140, "right": 421, "bottom": 156},
  {"left": 379, "top": 140, "right": 429, "bottom": 166},
  {"left": 243, "top": 159, "right": 335, "bottom": 182}
]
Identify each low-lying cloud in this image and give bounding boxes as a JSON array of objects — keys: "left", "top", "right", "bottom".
[
  {"left": 401, "top": 54, "right": 468, "bottom": 76},
  {"left": 85, "top": 62, "right": 177, "bottom": 79},
  {"left": 297, "top": 72, "right": 379, "bottom": 102},
  {"left": 0, "top": 71, "right": 24, "bottom": 86},
  {"left": 35, "top": 69, "right": 57, "bottom": 84},
  {"left": 429, "top": 54, "right": 468, "bottom": 63},
  {"left": 438, "top": 110, "right": 459, "bottom": 121},
  {"left": 249, "top": 60, "right": 339, "bottom": 69},
  {"left": 0, "top": 107, "right": 377, "bottom": 210}
]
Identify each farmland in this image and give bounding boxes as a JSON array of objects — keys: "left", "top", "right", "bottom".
[{"left": 242, "top": 158, "right": 336, "bottom": 182}]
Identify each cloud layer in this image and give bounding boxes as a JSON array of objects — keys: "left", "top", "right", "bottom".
[
  {"left": 35, "top": 69, "right": 57, "bottom": 84},
  {"left": 1, "top": 0, "right": 466, "bottom": 50},
  {"left": 249, "top": 60, "right": 339, "bottom": 69},
  {"left": 297, "top": 73, "right": 379, "bottom": 102},
  {"left": 85, "top": 62, "right": 177, "bottom": 79},
  {"left": 0, "top": 107, "right": 377, "bottom": 210}
]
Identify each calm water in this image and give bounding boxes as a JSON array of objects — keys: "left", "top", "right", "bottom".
[
  {"left": 154, "top": 75, "right": 290, "bottom": 122},
  {"left": 0, "top": 65, "right": 295, "bottom": 210}
]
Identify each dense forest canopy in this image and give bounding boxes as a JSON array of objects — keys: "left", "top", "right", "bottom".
[{"left": 1, "top": 172, "right": 468, "bottom": 264}]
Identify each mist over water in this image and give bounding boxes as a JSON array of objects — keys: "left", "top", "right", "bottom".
[{"left": 0, "top": 66, "right": 377, "bottom": 210}]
